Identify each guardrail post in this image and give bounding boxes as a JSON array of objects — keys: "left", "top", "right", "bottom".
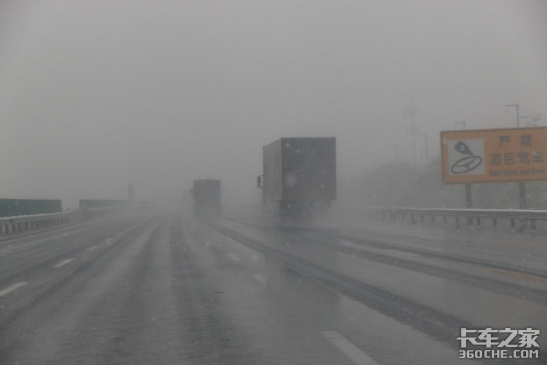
[
  {"left": 476, "top": 217, "right": 480, "bottom": 226},
  {"left": 531, "top": 219, "right": 536, "bottom": 229},
  {"left": 519, "top": 219, "right": 526, "bottom": 232}
]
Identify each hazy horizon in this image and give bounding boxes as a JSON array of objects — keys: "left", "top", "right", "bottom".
[{"left": 1, "top": 0, "right": 545, "bottom": 209}]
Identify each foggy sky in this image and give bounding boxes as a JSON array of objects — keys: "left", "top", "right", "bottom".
[{"left": 1, "top": 0, "right": 546, "bottom": 209}]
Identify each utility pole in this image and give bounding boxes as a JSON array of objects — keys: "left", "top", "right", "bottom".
[
  {"left": 506, "top": 104, "right": 526, "bottom": 209},
  {"left": 506, "top": 104, "right": 520, "bottom": 127}
]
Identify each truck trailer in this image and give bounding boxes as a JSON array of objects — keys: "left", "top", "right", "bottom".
[
  {"left": 257, "top": 137, "right": 336, "bottom": 227},
  {"left": 192, "top": 179, "right": 221, "bottom": 219}
]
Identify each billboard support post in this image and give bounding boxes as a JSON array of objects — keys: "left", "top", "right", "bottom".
[
  {"left": 518, "top": 182, "right": 526, "bottom": 209},
  {"left": 518, "top": 182, "right": 527, "bottom": 231},
  {"left": 465, "top": 184, "right": 472, "bottom": 224},
  {"left": 506, "top": 104, "right": 527, "bottom": 209}
]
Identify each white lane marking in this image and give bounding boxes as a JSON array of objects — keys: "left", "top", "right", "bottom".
[
  {"left": 339, "top": 240, "right": 354, "bottom": 245},
  {"left": 86, "top": 245, "right": 98, "bottom": 251},
  {"left": 116, "top": 232, "right": 122, "bottom": 236},
  {"left": 322, "top": 331, "right": 380, "bottom": 365},
  {"left": 225, "top": 238, "right": 239, "bottom": 245},
  {"left": 53, "top": 258, "right": 74, "bottom": 268},
  {"left": 384, "top": 249, "right": 422, "bottom": 258},
  {"left": 252, "top": 274, "right": 266, "bottom": 286},
  {"left": 105, "top": 238, "right": 113, "bottom": 246},
  {"left": 227, "top": 253, "right": 241, "bottom": 262},
  {"left": 0, "top": 282, "right": 28, "bottom": 298}
]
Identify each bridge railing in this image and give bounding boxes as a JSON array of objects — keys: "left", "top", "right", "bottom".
[
  {"left": 364, "top": 207, "right": 547, "bottom": 231},
  {"left": 0, "top": 206, "right": 127, "bottom": 237}
]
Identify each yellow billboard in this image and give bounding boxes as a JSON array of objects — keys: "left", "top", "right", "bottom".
[{"left": 441, "top": 127, "right": 546, "bottom": 184}]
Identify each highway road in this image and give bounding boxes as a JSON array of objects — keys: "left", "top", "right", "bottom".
[{"left": 0, "top": 209, "right": 545, "bottom": 364}]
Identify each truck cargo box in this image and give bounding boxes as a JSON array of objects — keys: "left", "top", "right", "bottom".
[
  {"left": 262, "top": 137, "right": 336, "bottom": 202},
  {"left": 192, "top": 179, "right": 221, "bottom": 219},
  {"left": 260, "top": 137, "right": 336, "bottom": 226}
]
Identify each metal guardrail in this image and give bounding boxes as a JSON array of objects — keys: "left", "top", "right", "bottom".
[
  {"left": 364, "top": 207, "right": 547, "bottom": 230},
  {"left": 0, "top": 206, "right": 127, "bottom": 237},
  {"left": 0, "top": 212, "right": 71, "bottom": 236}
]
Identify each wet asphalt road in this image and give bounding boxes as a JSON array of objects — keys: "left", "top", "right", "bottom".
[{"left": 0, "top": 210, "right": 544, "bottom": 365}]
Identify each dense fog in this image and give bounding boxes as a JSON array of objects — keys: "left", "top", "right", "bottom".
[{"left": 1, "top": 0, "right": 545, "bottom": 209}]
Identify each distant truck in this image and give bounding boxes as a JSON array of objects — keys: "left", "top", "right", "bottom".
[
  {"left": 192, "top": 179, "right": 221, "bottom": 219},
  {"left": 257, "top": 137, "right": 336, "bottom": 227}
]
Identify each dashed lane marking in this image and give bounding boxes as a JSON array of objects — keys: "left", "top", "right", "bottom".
[
  {"left": 383, "top": 249, "right": 422, "bottom": 258},
  {"left": 489, "top": 268, "right": 546, "bottom": 283},
  {"left": 228, "top": 253, "right": 241, "bottom": 262},
  {"left": 252, "top": 274, "right": 266, "bottom": 286},
  {"left": 322, "top": 331, "right": 380, "bottom": 365},
  {"left": 86, "top": 246, "right": 98, "bottom": 251},
  {"left": 0, "top": 282, "right": 28, "bottom": 298},
  {"left": 53, "top": 258, "right": 74, "bottom": 268}
]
